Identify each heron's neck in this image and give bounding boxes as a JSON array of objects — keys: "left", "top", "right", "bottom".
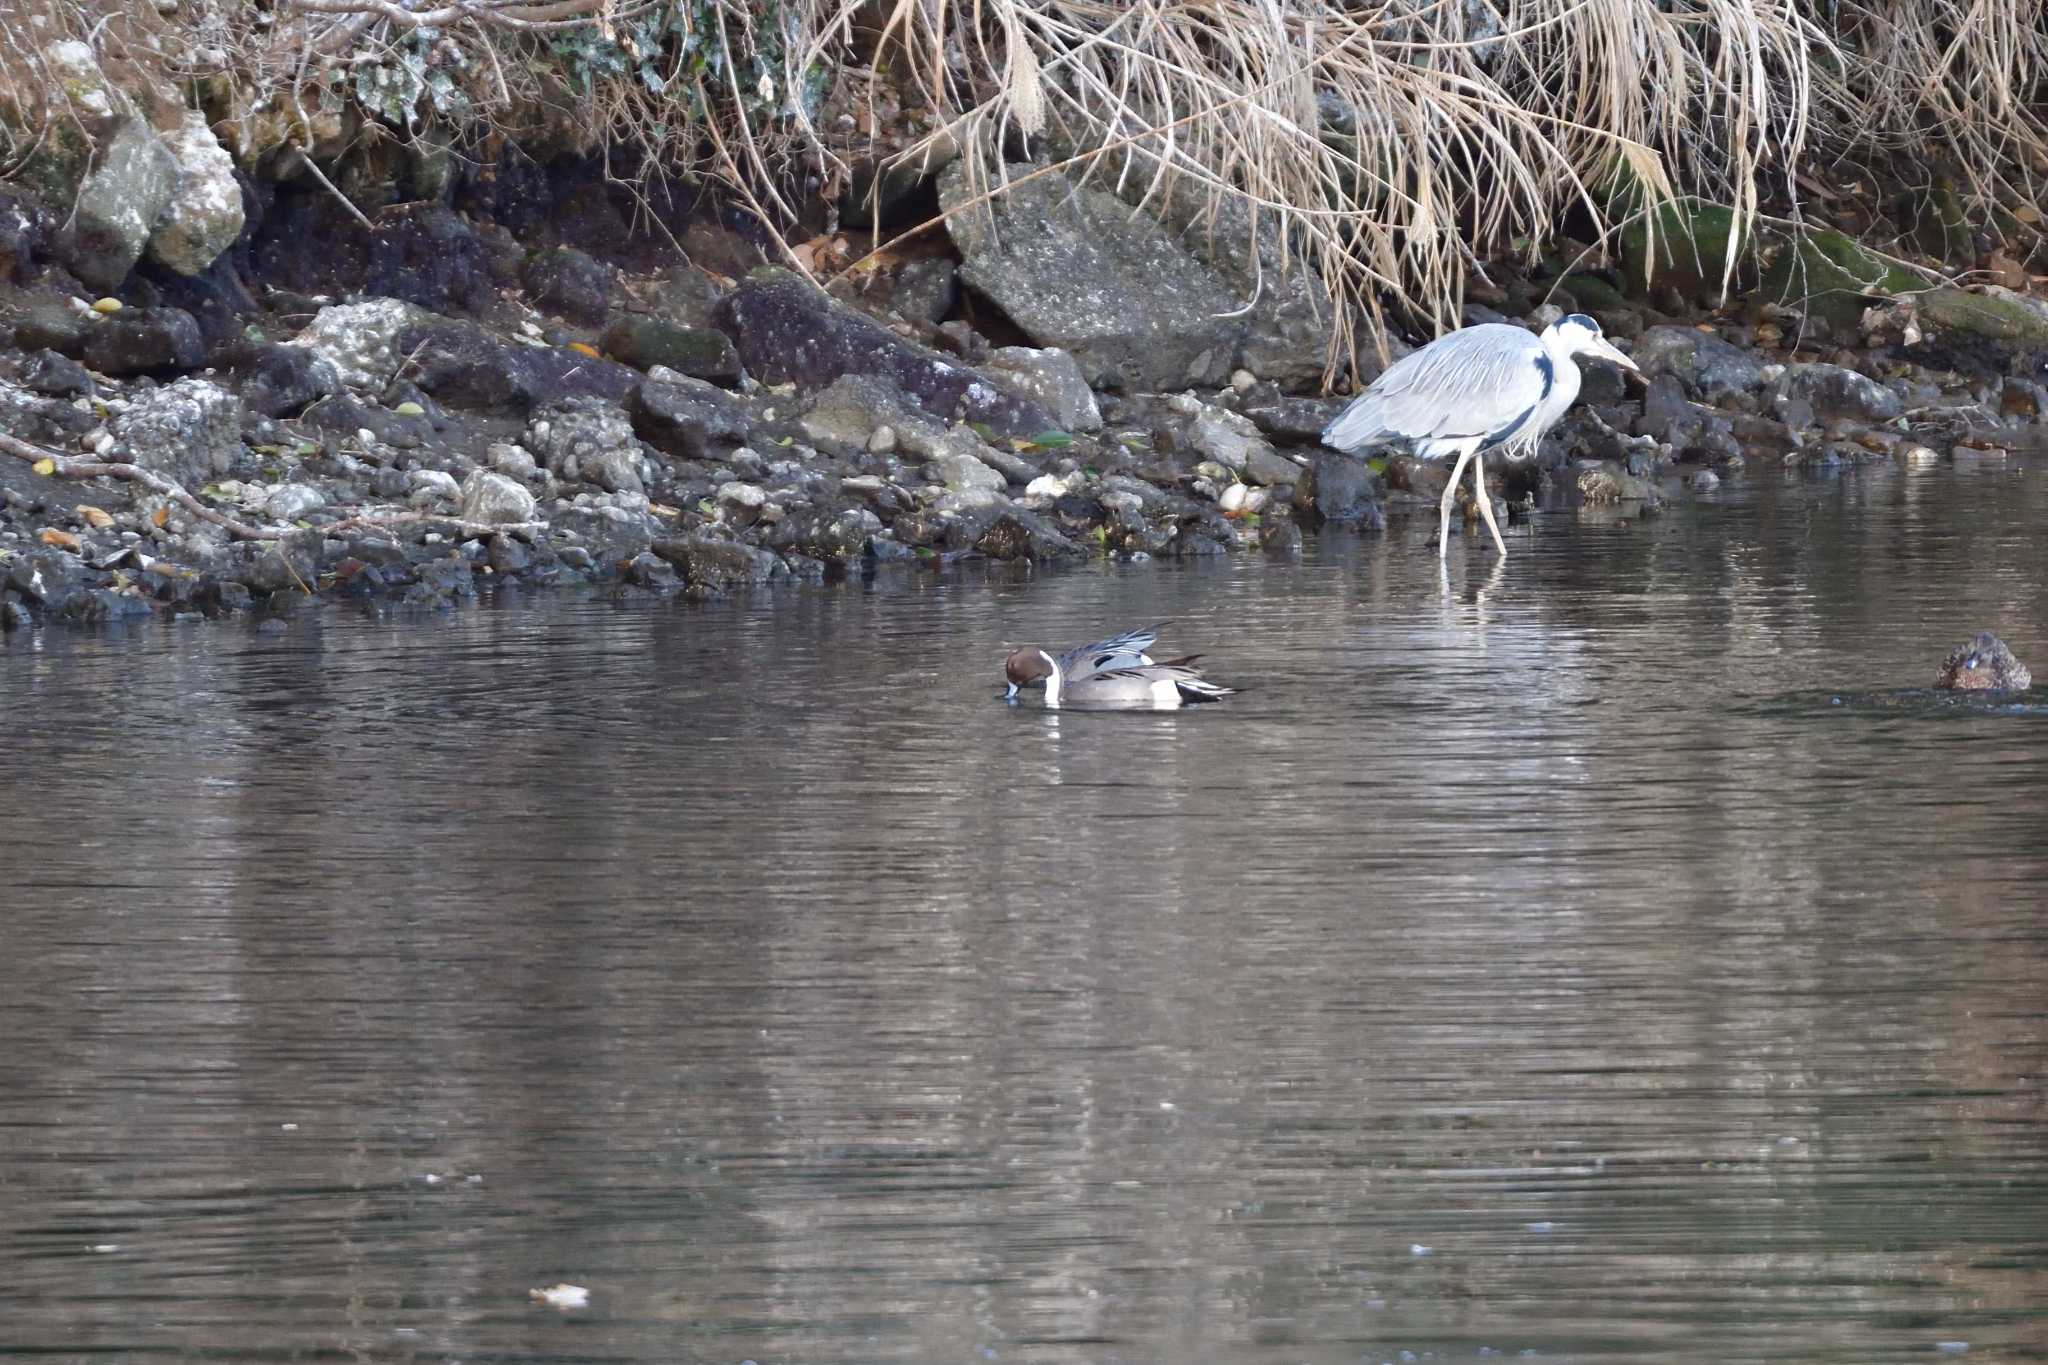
[{"left": 1040, "top": 652, "right": 1064, "bottom": 707}]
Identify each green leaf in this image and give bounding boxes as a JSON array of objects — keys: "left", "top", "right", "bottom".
[
  {"left": 1030, "top": 430, "right": 1074, "bottom": 448},
  {"left": 968, "top": 421, "right": 997, "bottom": 441}
]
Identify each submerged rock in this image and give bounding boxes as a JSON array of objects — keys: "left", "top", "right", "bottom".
[{"left": 1934, "top": 632, "right": 2031, "bottom": 691}]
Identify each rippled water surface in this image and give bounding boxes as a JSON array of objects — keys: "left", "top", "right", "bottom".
[{"left": 4, "top": 460, "right": 2046, "bottom": 1364}]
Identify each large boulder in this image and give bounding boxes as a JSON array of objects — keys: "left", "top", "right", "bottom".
[
  {"left": 147, "top": 112, "right": 245, "bottom": 276},
  {"left": 287, "top": 298, "right": 443, "bottom": 391},
  {"left": 397, "top": 321, "right": 638, "bottom": 416},
  {"left": 1631, "top": 325, "right": 1766, "bottom": 406},
  {"left": 629, "top": 374, "right": 752, "bottom": 460},
  {"left": 1916, "top": 286, "right": 2048, "bottom": 345},
  {"left": 1760, "top": 229, "right": 1925, "bottom": 327},
  {"left": 711, "top": 269, "right": 1055, "bottom": 437},
  {"left": 523, "top": 246, "right": 611, "bottom": 326},
  {"left": 1780, "top": 363, "right": 1902, "bottom": 424},
  {"left": 602, "top": 317, "right": 741, "bottom": 385},
  {"left": 80, "top": 307, "right": 205, "bottom": 376},
  {"left": 109, "top": 378, "right": 244, "bottom": 489},
  {"left": 1619, "top": 197, "right": 1748, "bottom": 301},
  {"left": 978, "top": 347, "right": 1101, "bottom": 432},
  {"left": 941, "top": 163, "right": 1247, "bottom": 390},
  {"left": 59, "top": 118, "right": 180, "bottom": 290}
]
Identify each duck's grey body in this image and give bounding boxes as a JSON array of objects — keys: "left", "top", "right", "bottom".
[
  {"left": 1004, "top": 627, "right": 1235, "bottom": 709},
  {"left": 1322, "top": 314, "right": 1637, "bottom": 558}
]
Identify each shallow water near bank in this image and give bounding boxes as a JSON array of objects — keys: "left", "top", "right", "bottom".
[{"left": 3, "top": 458, "right": 2046, "bottom": 1364}]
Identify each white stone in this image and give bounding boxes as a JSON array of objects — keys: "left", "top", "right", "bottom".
[
  {"left": 147, "top": 111, "right": 245, "bottom": 276},
  {"left": 460, "top": 469, "right": 538, "bottom": 524}
]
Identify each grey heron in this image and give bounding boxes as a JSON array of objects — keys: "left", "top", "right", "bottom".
[{"left": 1321, "top": 313, "right": 1639, "bottom": 558}]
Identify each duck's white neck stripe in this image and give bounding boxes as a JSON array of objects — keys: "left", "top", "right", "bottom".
[{"left": 1040, "top": 650, "right": 1064, "bottom": 708}]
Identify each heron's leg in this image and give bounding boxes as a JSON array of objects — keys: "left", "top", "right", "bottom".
[
  {"left": 1439, "top": 443, "right": 1478, "bottom": 560},
  {"left": 1472, "top": 451, "right": 1507, "bottom": 558}
]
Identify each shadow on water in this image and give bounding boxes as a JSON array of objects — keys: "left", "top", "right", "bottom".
[{"left": 1, "top": 460, "right": 2046, "bottom": 1363}]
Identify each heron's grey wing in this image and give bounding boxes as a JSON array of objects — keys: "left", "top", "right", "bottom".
[
  {"left": 1059, "top": 624, "right": 1161, "bottom": 677},
  {"left": 1322, "top": 325, "right": 1552, "bottom": 451}
]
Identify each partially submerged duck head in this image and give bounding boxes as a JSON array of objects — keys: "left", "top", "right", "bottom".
[{"left": 1935, "top": 632, "right": 2032, "bottom": 691}]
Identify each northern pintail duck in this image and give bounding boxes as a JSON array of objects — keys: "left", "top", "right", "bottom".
[
  {"left": 1003, "top": 625, "right": 1237, "bottom": 709},
  {"left": 1935, "top": 632, "right": 2031, "bottom": 691}
]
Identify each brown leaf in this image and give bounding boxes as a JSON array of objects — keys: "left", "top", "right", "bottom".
[
  {"left": 152, "top": 504, "right": 170, "bottom": 529},
  {"left": 39, "top": 528, "right": 81, "bottom": 551},
  {"left": 76, "top": 504, "right": 113, "bottom": 528}
]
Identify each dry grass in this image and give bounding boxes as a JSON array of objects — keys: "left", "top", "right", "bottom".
[{"left": 6, "top": 2, "right": 2048, "bottom": 379}]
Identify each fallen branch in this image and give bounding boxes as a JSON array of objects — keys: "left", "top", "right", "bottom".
[
  {"left": 2, "top": 429, "right": 277, "bottom": 539},
  {"left": 0, "top": 430, "right": 545, "bottom": 543}
]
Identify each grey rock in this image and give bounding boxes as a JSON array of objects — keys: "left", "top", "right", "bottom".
[
  {"left": 490, "top": 443, "right": 539, "bottom": 479},
  {"left": 240, "top": 528, "right": 323, "bottom": 595},
  {"left": 1293, "top": 451, "right": 1386, "bottom": 528},
  {"left": 147, "top": 111, "right": 245, "bottom": 276},
  {"left": 109, "top": 378, "right": 243, "bottom": 489},
  {"left": 228, "top": 341, "right": 338, "bottom": 418},
  {"left": 1242, "top": 445, "right": 1306, "bottom": 488},
  {"left": 650, "top": 535, "right": 784, "bottom": 589},
  {"left": 301, "top": 392, "right": 433, "bottom": 450},
  {"left": 980, "top": 347, "right": 1102, "bottom": 431},
  {"left": 461, "top": 469, "right": 539, "bottom": 524},
  {"left": 1781, "top": 363, "right": 1902, "bottom": 423},
  {"left": 407, "top": 469, "right": 460, "bottom": 504},
  {"left": 1576, "top": 461, "right": 1659, "bottom": 505},
  {"left": 889, "top": 257, "right": 957, "bottom": 325},
  {"left": 81, "top": 307, "right": 205, "bottom": 377},
  {"left": 12, "top": 298, "right": 91, "bottom": 356},
  {"left": 933, "top": 450, "right": 1006, "bottom": 494},
  {"left": 712, "top": 269, "right": 1055, "bottom": 437},
  {"left": 1243, "top": 393, "right": 1345, "bottom": 443},
  {"left": 629, "top": 374, "right": 752, "bottom": 459},
  {"left": 1632, "top": 325, "right": 1766, "bottom": 405},
  {"left": 528, "top": 399, "right": 647, "bottom": 494},
  {"left": 263, "top": 483, "right": 327, "bottom": 521},
  {"left": 601, "top": 317, "right": 741, "bottom": 385},
  {"left": 974, "top": 509, "right": 1085, "bottom": 562},
  {"left": 523, "top": 246, "right": 611, "bottom": 326},
  {"left": 289, "top": 299, "right": 444, "bottom": 392},
  {"left": 58, "top": 118, "right": 179, "bottom": 290},
  {"left": 941, "top": 163, "right": 1243, "bottom": 390},
  {"left": 398, "top": 320, "right": 638, "bottom": 416},
  {"left": 1184, "top": 402, "right": 1275, "bottom": 472},
  {"left": 21, "top": 350, "right": 94, "bottom": 398}
]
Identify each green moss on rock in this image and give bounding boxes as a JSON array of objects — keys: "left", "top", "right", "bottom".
[
  {"left": 1760, "top": 230, "right": 1925, "bottom": 326},
  {"left": 1620, "top": 199, "right": 1749, "bottom": 299},
  {"left": 1916, "top": 286, "right": 2048, "bottom": 344}
]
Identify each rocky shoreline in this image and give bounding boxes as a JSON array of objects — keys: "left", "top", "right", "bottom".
[{"left": 5, "top": 51, "right": 2048, "bottom": 632}]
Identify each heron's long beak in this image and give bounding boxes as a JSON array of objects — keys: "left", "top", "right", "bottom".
[{"left": 1594, "top": 336, "right": 1639, "bottom": 372}]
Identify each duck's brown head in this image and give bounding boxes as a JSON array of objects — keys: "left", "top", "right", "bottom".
[
  {"left": 1004, "top": 648, "right": 1056, "bottom": 690},
  {"left": 1935, "top": 632, "right": 2032, "bottom": 691}
]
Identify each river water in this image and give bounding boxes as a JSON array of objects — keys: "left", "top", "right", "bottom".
[{"left": 2, "top": 458, "right": 2045, "bottom": 1364}]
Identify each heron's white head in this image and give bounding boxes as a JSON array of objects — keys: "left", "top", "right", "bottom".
[{"left": 1546, "top": 313, "right": 1638, "bottom": 373}]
